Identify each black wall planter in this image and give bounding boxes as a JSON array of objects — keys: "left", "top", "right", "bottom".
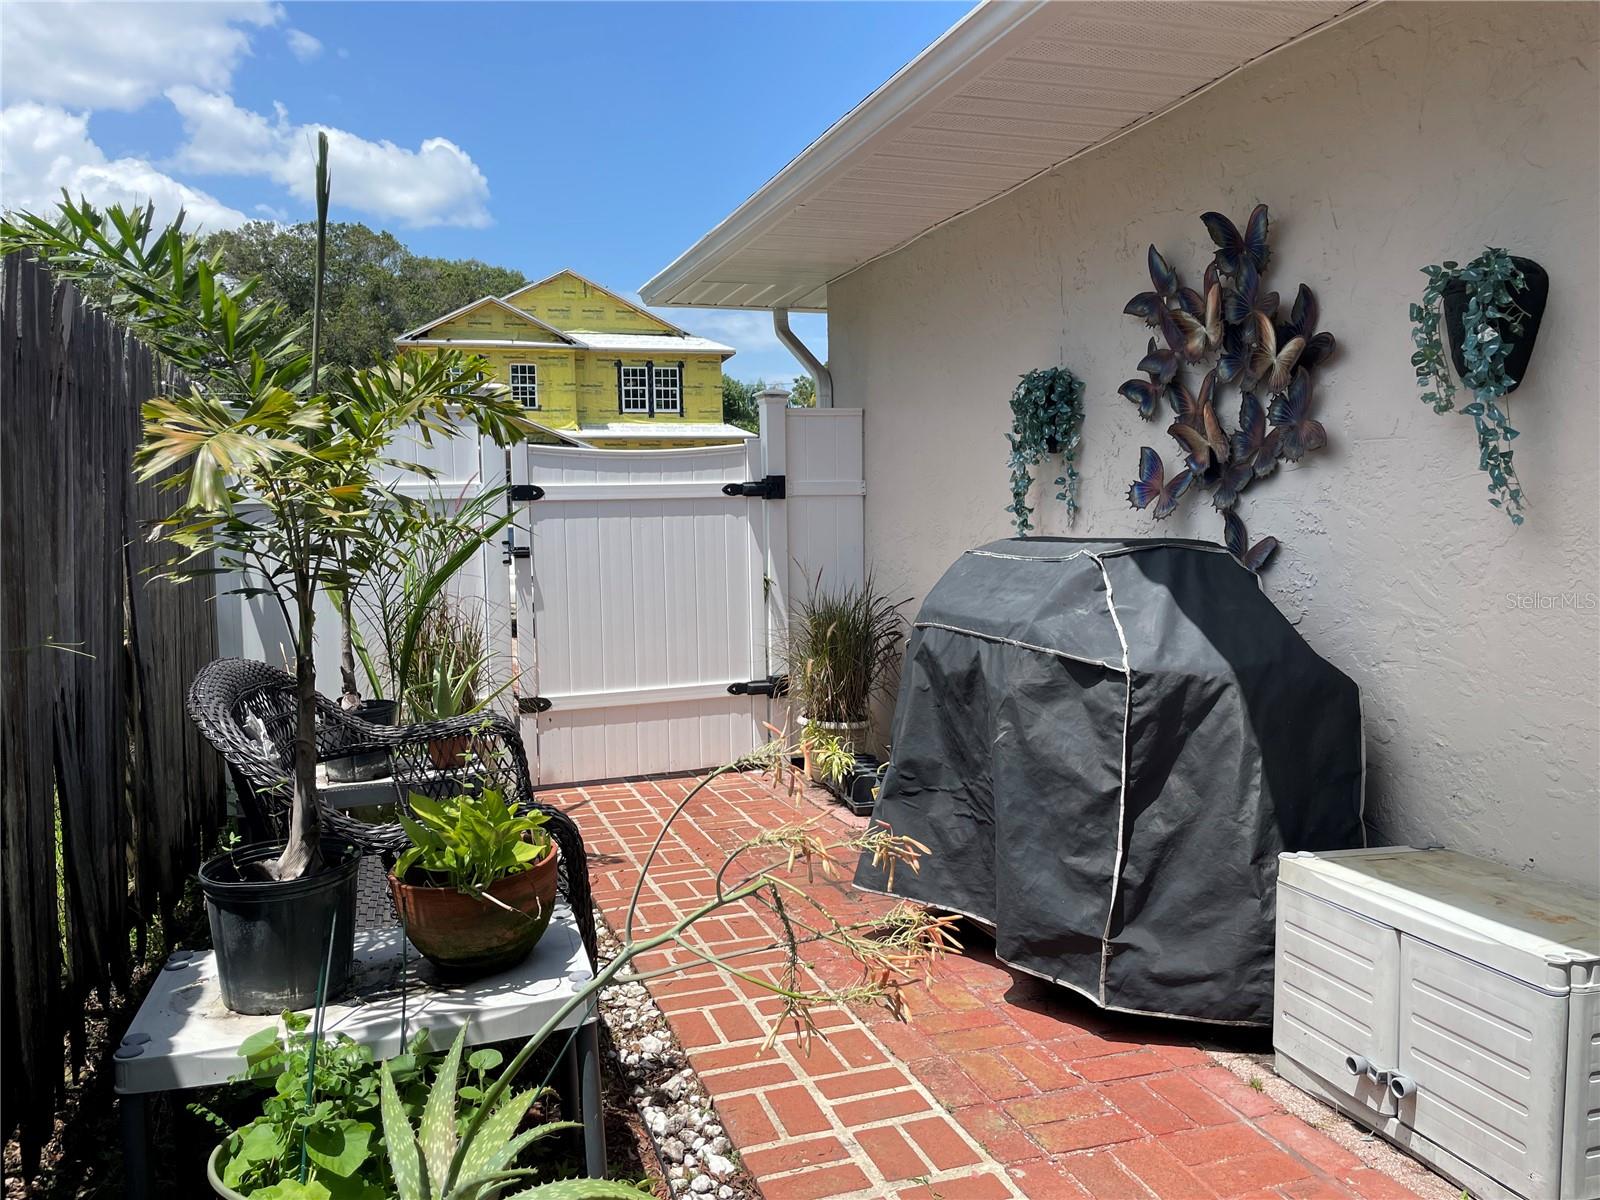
[{"left": 1442, "top": 256, "right": 1548, "bottom": 394}]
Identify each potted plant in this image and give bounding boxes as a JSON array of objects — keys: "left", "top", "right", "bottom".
[
  {"left": 389, "top": 789, "right": 559, "bottom": 978},
  {"left": 2, "top": 138, "right": 538, "bottom": 1014},
  {"left": 779, "top": 573, "right": 906, "bottom": 748},
  {"left": 403, "top": 599, "right": 509, "bottom": 769},
  {"left": 1410, "top": 248, "right": 1547, "bottom": 524},
  {"left": 196, "top": 1016, "right": 504, "bottom": 1199}
]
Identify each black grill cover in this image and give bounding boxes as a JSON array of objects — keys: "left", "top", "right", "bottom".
[{"left": 854, "top": 538, "right": 1364, "bottom": 1025}]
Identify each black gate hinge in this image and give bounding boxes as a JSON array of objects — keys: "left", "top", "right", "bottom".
[
  {"left": 518, "top": 696, "right": 553, "bottom": 714},
  {"left": 509, "top": 484, "right": 545, "bottom": 502},
  {"left": 721, "top": 475, "right": 785, "bottom": 500},
  {"left": 727, "top": 674, "right": 789, "bottom": 698}
]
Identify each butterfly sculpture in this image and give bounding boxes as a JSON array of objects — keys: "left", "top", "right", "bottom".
[
  {"left": 1128, "top": 446, "right": 1193, "bottom": 520},
  {"left": 1223, "top": 510, "right": 1279, "bottom": 573},
  {"left": 1267, "top": 368, "right": 1327, "bottom": 461},
  {"left": 1168, "top": 370, "right": 1229, "bottom": 478},
  {"left": 1277, "top": 284, "right": 1337, "bottom": 373},
  {"left": 1246, "top": 312, "right": 1305, "bottom": 394},
  {"left": 1119, "top": 202, "right": 1336, "bottom": 569},
  {"left": 1223, "top": 262, "right": 1279, "bottom": 329},
  {"left": 1118, "top": 338, "right": 1180, "bottom": 420},
  {"left": 1202, "top": 204, "right": 1270, "bottom": 276},
  {"left": 1123, "top": 245, "right": 1182, "bottom": 323},
  {"left": 1165, "top": 276, "right": 1223, "bottom": 361}
]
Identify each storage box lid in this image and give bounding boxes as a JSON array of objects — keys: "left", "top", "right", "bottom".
[{"left": 1278, "top": 847, "right": 1600, "bottom": 990}]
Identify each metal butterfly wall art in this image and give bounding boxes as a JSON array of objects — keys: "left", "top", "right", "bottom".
[{"left": 1119, "top": 202, "right": 1337, "bottom": 572}]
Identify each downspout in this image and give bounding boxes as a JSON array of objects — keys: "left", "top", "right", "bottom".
[{"left": 773, "top": 307, "right": 832, "bottom": 407}]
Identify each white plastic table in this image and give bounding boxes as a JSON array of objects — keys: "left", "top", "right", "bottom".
[{"left": 115, "top": 905, "right": 604, "bottom": 1195}]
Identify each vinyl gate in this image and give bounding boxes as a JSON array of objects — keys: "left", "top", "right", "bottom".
[{"left": 512, "top": 396, "right": 864, "bottom": 785}]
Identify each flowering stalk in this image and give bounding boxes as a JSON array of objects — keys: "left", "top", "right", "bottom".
[{"left": 440, "top": 735, "right": 953, "bottom": 1193}]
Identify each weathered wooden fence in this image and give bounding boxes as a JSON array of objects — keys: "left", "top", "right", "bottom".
[{"left": 0, "top": 254, "right": 225, "bottom": 1160}]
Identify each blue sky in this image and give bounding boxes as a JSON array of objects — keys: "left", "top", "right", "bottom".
[{"left": 1, "top": 1, "right": 967, "bottom": 382}]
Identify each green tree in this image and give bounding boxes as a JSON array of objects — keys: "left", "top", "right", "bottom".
[
  {"left": 2, "top": 146, "right": 536, "bottom": 881},
  {"left": 789, "top": 374, "right": 816, "bottom": 407},
  {"left": 722, "top": 375, "right": 763, "bottom": 431},
  {"left": 200, "top": 220, "right": 526, "bottom": 370}
]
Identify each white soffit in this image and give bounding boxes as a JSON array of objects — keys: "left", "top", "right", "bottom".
[{"left": 643, "top": 0, "right": 1364, "bottom": 312}]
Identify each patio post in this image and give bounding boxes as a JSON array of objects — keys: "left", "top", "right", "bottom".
[{"left": 756, "top": 385, "right": 791, "bottom": 682}]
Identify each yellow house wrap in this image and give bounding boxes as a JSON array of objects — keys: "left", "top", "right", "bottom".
[{"left": 395, "top": 270, "right": 743, "bottom": 448}]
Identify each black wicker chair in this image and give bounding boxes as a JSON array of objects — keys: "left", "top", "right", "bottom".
[{"left": 186, "top": 657, "right": 596, "bottom": 964}]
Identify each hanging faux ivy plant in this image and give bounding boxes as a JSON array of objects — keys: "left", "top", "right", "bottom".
[
  {"left": 1410, "top": 247, "right": 1545, "bottom": 525},
  {"left": 1005, "top": 366, "right": 1085, "bottom": 536}
]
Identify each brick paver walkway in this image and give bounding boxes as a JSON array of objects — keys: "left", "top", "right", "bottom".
[{"left": 547, "top": 772, "right": 1430, "bottom": 1200}]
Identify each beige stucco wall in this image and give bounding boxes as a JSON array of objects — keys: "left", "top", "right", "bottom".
[{"left": 829, "top": 2, "right": 1600, "bottom": 888}]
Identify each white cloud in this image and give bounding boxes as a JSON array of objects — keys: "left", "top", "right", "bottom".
[
  {"left": 285, "top": 28, "right": 323, "bottom": 63},
  {"left": 0, "top": 103, "right": 246, "bottom": 230},
  {"left": 167, "top": 88, "right": 491, "bottom": 228},
  {"left": 0, "top": 2, "right": 280, "bottom": 111}
]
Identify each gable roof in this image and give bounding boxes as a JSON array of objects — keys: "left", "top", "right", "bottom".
[
  {"left": 502, "top": 269, "right": 690, "bottom": 337},
  {"left": 396, "top": 295, "right": 576, "bottom": 343},
  {"left": 641, "top": 0, "right": 1363, "bottom": 311}
]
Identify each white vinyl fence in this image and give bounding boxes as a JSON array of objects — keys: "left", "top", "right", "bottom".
[
  {"left": 513, "top": 394, "right": 865, "bottom": 784},
  {"left": 213, "top": 393, "right": 866, "bottom": 787}
]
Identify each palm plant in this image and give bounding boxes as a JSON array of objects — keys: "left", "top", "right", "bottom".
[
  {"left": 1, "top": 139, "right": 537, "bottom": 881},
  {"left": 778, "top": 574, "right": 906, "bottom": 727}
]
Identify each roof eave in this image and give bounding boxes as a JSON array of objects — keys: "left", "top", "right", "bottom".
[{"left": 639, "top": 0, "right": 1050, "bottom": 310}]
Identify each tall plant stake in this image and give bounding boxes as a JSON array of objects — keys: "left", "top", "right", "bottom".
[{"left": 278, "top": 132, "right": 333, "bottom": 881}]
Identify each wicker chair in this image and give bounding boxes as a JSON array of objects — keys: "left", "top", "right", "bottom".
[{"left": 186, "top": 657, "right": 596, "bottom": 964}]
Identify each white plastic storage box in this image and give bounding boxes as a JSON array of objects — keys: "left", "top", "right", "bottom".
[{"left": 1274, "top": 847, "right": 1600, "bottom": 1200}]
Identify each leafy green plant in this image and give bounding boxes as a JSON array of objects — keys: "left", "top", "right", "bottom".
[
  {"left": 1410, "top": 247, "right": 1531, "bottom": 524},
  {"left": 193, "top": 1015, "right": 472, "bottom": 1199},
  {"left": 778, "top": 574, "right": 905, "bottom": 727},
  {"left": 806, "top": 730, "right": 858, "bottom": 789},
  {"left": 1, "top": 144, "right": 536, "bottom": 881},
  {"left": 395, "top": 790, "right": 552, "bottom": 897},
  {"left": 1005, "top": 366, "right": 1085, "bottom": 536}
]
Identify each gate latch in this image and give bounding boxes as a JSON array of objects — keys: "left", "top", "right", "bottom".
[
  {"left": 721, "top": 475, "right": 786, "bottom": 500},
  {"left": 510, "top": 484, "right": 545, "bottom": 502},
  {"left": 518, "top": 696, "right": 553, "bottom": 714},
  {"left": 727, "top": 674, "right": 789, "bottom": 698}
]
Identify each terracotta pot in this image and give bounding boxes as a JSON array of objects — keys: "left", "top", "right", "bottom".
[
  {"left": 427, "top": 733, "right": 471, "bottom": 771},
  {"left": 389, "top": 840, "right": 560, "bottom": 978}
]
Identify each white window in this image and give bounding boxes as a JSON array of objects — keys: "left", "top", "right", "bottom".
[
  {"left": 509, "top": 363, "right": 538, "bottom": 408},
  {"left": 620, "top": 365, "right": 650, "bottom": 413},
  {"left": 444, "top": 366, "right": 483, "bottom": 396},
  {"left": 652, "top": 365, "right": 681, "bottom": 414}
]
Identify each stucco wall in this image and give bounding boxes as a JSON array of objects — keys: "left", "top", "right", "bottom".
[{"left": 829, "top": 2, "right": 1600, "bottom": 888}]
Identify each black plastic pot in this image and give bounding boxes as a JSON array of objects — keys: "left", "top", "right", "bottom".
[
  {"left": 820, "top": 753, "right": 883, "bottom": 816},
  {"left": 198, "top": 839, "right": 360, "bottom": 1015},
  {"left": 1442, "top": 256, "right": 1547, "bottom": 394},
  {"left": 325, "top": 698, "right": 396, "bottom": 783}
]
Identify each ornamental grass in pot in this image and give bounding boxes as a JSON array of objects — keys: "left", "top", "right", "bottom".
[
  {"left": 389, "top": 789, "right": 559, "bottom": 979},
  {"left": 779, "top": 573, "right": 906, "bottom": 734}
]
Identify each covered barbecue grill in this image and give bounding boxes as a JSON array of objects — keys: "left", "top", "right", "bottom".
[{"left": 854, "top": 537, "right": 1364, "bottom": 1025}]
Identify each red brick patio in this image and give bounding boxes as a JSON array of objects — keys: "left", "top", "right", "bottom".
[{"left": 547, "top": 771, "right": 1437, "bottom": 1200}]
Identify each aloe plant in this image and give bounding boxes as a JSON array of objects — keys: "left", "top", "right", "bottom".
[{"left": 378, "top": 1027, "right": 640, "bottom": 1200}]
